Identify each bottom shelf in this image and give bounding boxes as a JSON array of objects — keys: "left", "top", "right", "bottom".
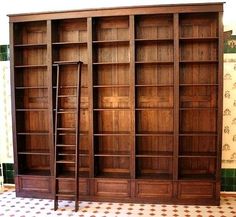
[
  {"left": 136, "top": 173, "right": 173, "bottom": 180},
  {"left": 18, "top": 169, "right": 51, "bottom": 176},
  {"left": 179, "top": 174, "right": 215, "bottom": 180},
  {"left": 95, "top": 172, "right": 130, "bottom": 179}
]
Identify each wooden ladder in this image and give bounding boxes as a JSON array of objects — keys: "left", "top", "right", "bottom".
[{"left": 53, "top": 61, "right": 83, "bottom": 212}]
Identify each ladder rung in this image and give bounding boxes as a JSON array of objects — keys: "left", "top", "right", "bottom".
[
  {"left": 58, "top": 95, "right": 76, "bottom": 98},
  {"left": 56, "top": 193, "right": 76, "bottom": 197},
  {"left": 57, "top": 128, "right": 76, "bottom": 131},
  {"left": 56, "top": 160, "right": 75, "bottom": 164}
]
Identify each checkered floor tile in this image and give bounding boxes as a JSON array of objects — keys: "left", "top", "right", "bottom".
[{"left": 0, "top": 187, "right": 236, "bottom": 216}]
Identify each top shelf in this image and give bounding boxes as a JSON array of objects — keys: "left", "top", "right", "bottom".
[
  {"left": 179, "top": 37, "right": 218, "bottom": 42},
  {"left": 14, "top": 43, "right": 47, "bottom": 48}
]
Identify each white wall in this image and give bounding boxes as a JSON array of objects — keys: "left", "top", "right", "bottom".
[{"left": 0, "top": 0, "right": 236, "bottom": 44}]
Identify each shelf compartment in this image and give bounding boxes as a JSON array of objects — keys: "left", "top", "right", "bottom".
[
  {"left": 14, "top": 21, "right": 47, "bottom": 45},
  {"left": 18, "top": 155, "right": 50, "bottom": 175},
  {"left": 94, "top": 135, "right": 130, "bottom": 156},
  {"left": 180, "top": 41, "right": 218, "bottom": 62},
  {"left": 179, "top": 135, "right": 217, "bottom": 156},
  {"left": 136, "top": 86, "right": 173, "bottom": 108},
  {"left": 52, "top": 64, "right": 88, "bottom": 88},
  {"left": 180, "top": 110, "right": 217, "bottom": 133},
  {"left": 136, "top": 110, "right": 173, "bottom": 134},
  {"left": 93, "top": 43, "right": 129, "bottom": 64},
  {"left": 94, "top": 110, "right": 131, "bottom": 134},
  {"left": 15, "top": 88, "right": 48, "bottom": 109},
  {"left": 180, "top": 86, "right": 217, "bottom": 108},
  {"left": 178, "top": 158, "right": 216, "bottom": 180},
  {"left": 180, "top": 63, "right": 217, "bottom": 85},
  {"left": 93, "top": 64, "right": 129, "bottom": 86},
  {"left": 55, "top": 111, "right": 88, "bottom": 133},
  {"left": 53, "top": 44, "right": 87, "bottom": 63},
  {"left": 93, "top": 16, "right": 129, "bottom": 41},
  {"left": 136, "top": 157, "right": 173, "bottom": 180},
  {"left": 136, "top": 64, "right": 173, "bottom": 86},
  {"left": 136, "top": 43, "right": 173, "bottom": 62},
  {"left": 14, "top": 47, "right": 47, "bottom": 66},
  {"left": 95, "top": 156, "right": 130, "bottom": 178},
  {"left": 16, "top": 111, "right": 49, "bottom": 132},
  {"left": 17, "top": 134, "right": 50, "bottom": 154},
  {"left": 93, "top": 87, "right": 130, "bottom": 109},
  {"left": 52, "top": 18, "right": 87, "bottom": 44},
  {"left": 179, "top": 13, "right": 218, "bottom": 38},
  {"left": 135, "top": 14, "right": 173, "bottom": 40},
  {"left": 136, "top": 136, "right": 173, "bottom": 156}
]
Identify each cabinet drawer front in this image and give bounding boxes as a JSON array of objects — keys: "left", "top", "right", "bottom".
[
  {"left": 57, "top": 178, "right": 89, "bottom": 196},
  {"left": 18, "top": 176, "right": 51, "bottom": 193},
  {"left": 136, "top": 181, "right": 172, "bottom": 198},
  {"left": 95, "top": 179, "right": 130, "bottom": 197},
  {"left": 178, "top": 182, "right": 215, "bottom": 199}
]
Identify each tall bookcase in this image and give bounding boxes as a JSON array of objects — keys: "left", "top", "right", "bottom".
[{"left": 10, "top": 3, "right": 223, "bottom": 205}]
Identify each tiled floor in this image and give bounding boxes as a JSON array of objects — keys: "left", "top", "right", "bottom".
[{"left": 0, "top": 187, "right": 236, "bottom": 217}]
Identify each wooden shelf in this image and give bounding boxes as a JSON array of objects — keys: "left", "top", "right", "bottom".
[
  {"left": 16, "top": 109, "right": 48, "bottom": 111},
  {"left": 179, "top": 152, "right": 216, "bottom": 158},
  {"left": 18, "top": 150, "right": 50, "bottom": 155},
  {"left": 179, "top": 84, "right": 218, "bottom": 86},
  {"left": 94, "top": 131, "right": 130, "bottom": 136},
  {"left": 93, "top": 85, "right": 130, "bottom": 88},
  {"left": 19, "top": 169, "right": 50, "bottom": 176},
  {"left": 179, "top": 37, "right": 218, "bottom": 42},
  {"left": 53, "top": 60, "right": 86, "bottom": 65},
  {"left": 94, "top": 151, "right": 130, "bottom": 157},
  {"left": 14, "top": 43, "right": 47, "bottom": 47},
  {"left": 93, "top": 62, "right": 130, "bottom": 65},
  {"left": 135, "top": 84, "right": 173, "bottom": 87},
  {"left": 136, "top": 132, "right": 173, "bottom": 136},
  {"left": 17, "top": 131, "right": 49, "bottom": 135},
  {"left": 137, "top": 173, "right": 173, "bottom": 180},
  {"left": 52, "top": 41, "right": 87, "bottom": 45},
  {"left": 136, "top": 151, "right": 173, "bottom": 157},
  {"left": 93, "top": 40, "right": 129, "bottom": 45},
  {"left": 15, "top": 86, "right": 48, "bottom": 89},
  {"left": 135, "top": 38, "right": 173, "bottom": 43},
  {"left": 180, "top": 60, "right": 218, "bottom": 64},
  {"left": 135, "top": 61, "right": 173, "bottom": 65},
  {"left": 15, "top": 64, "right": 47, "bottom": 68},
  {"left": 135, "top": 107, "right": 173, "bottom": 111}
]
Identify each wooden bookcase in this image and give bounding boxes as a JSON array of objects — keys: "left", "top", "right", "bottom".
[{"left": 9, "top": 3, "right": 223, "bottom": 205}]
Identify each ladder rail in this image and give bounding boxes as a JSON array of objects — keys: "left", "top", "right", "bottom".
[
  {"left": 53, "top": 62, "right": 83, "bottom": 212},
  {"left": 54, "top": 64, "right": 60, "bottom": 211},
  {"left": 75, "top": 62, "right": 82, "bottom": 212}
]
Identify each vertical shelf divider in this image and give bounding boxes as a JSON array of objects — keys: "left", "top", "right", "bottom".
[
  {"left": 129, "top": 15, "right": 136, "bottom": 183},
  {"left": 87, "top": 17, "right": 94, "bottom": 178},
  {"left": 47, "top": 20, "right": 54, "bottom": 176},
  {"left": 173, "top": 13, "right": 179, "bottom": 186},
  {"left": 216, "top": 11, "right": 223, "bottom": 198}
]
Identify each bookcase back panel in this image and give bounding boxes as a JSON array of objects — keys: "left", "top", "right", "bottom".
[
  {"left": 94, "top": 87, "right": 130, "bottom": 109},
  {"left": 179, "top": 136, "right": 217, "bottom": 155},
  {"left": 180, "top": 64, "right": 217, "bottom": 84},
  {"left": 94, "top": 111, "right": 131, "bottom": 133},
  {"left": 15, "top": 48, "right": 47, "bottom": 65},
  {"left": 15, "top": 89, "right": 48, "bottom": 109},
  {"left": 136, "top": 87, "right": 173, "bottom": 108},
  {"left": 136, "top": 157, "right": 173, "bottom": 177},
  {"left": 180, "top": 110, "right": 217, "bottom": 133},
  {"left": 17, "top": 135, "right": 50, "bottom": 152},
  {"left": 136, "top": 43, "right": 173, "bottom": 62},
  {"left": 53, "top": 45, "right": 87, "bottom": 62},
  {"left": 14, "top": 21, "right": 47, "bottom": 45},
  {"left": 136, "top": 136, "right": 173, "bottom": 154},
  {"left": 93, "top": 16, "right": 129, "bottom": 41},
  {"left": 15, "top": 68, "right": 48, "bottom": 87},
  {"left": 94, "top": 136, "right": 130, "bottom": 155},
  {"left": 95, "top": 156, "right": 130, "bottom": 177},
  {"left": 136, "top": 110, "right": 173, "bottom": 133},
  {"left": 93, "top": 65, "right": 130, "bottom": 85},
  {"left": 53, "top": 19, "right": 87, "bottom": 43},
  {"left": 136, "top": 65, "right": 173, "bottom": 85},
  {"left": 180, "top": 42, "right": 217, "bottom": 61},
  {"left": 180, "top": 86, "right": 217, "bottom": 108},
  {"left": 16, "top": 111, "right": 49, "bottom": 132},
  {"left": 180, "top": 13, "right": 218, "bottom": 38},
  {"left": 19, "top": 155, "right": 50, "bottom": 172},
  {"left": 93, "top": 44, "right": 129, "bottom": 63},
  {"left": 135, "top": 14, "right": 173, "bottom": 39}
]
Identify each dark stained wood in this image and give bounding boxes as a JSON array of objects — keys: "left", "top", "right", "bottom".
[{"left": 10, "top": 3, "right": 223, "bottom": 206}]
